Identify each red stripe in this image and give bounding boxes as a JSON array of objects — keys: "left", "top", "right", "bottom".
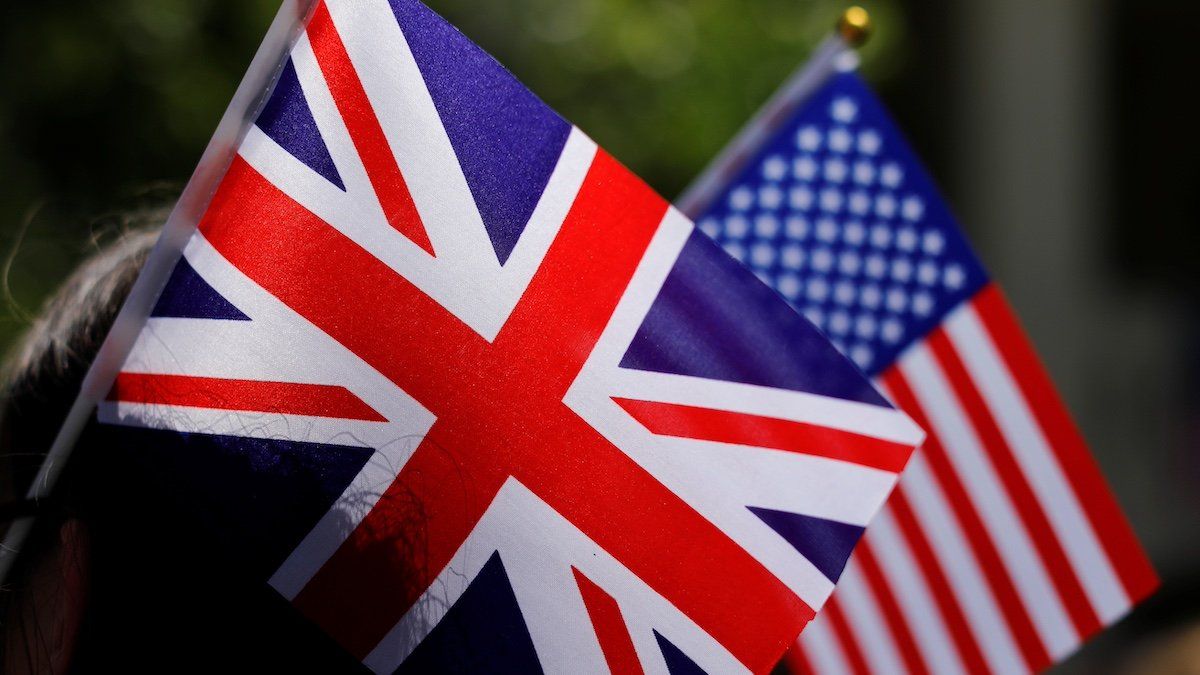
[
  {"left": 307, "top": 2, "right": 435, "bottom": 255},
  {"left": 202, "top": 154, "right": 812, "bottom": 670},
  {"left": 821, "top": 598, "right": 871, "bottom": 675},
  {"left": 573, "top": 568, "right": 645, "bottom": 675},
  {"left": 928, "top": 327, "right": 1103, "bottom": 638},
  {"left": 886, "top": 488, "right": 993, "bottom": 674},
  {"left": 972, "top": 285, "right": 1158, "bottom": 604},
  {"left": 781, "top": 642, "right": 814, "bottom": 675},
  {"left": 612, "top": 398, "right": 912, "bottom": 473},
  {"left": 854, "top": 540, "right": 930, "bottom": 675},
  {"left": 107, "top": 372, "right": 386, "bottom": 422},
  {"left": 883, "top": 367, "right": 1048, "bottom": 671}
]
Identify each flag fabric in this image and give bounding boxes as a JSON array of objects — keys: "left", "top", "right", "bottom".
[
  {"left": 683, "top": 68, "right": 1158, "bottom": 674},
  {"left": 91, "top": 1, "right": 924, "bottom": 672}
]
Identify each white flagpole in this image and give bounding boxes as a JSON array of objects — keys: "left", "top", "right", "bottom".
[
  {"left": 676, "top": 7, "right": 872, "bottom": 219},
  {"left": 0, "top": 0, "right": 321, "bottom": 585}
]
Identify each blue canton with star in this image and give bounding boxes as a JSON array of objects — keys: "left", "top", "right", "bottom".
[{"left": 695, "top": 72, "right": 988, "bottom": 377}]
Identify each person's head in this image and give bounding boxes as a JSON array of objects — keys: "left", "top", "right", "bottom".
[{"left": 0, "top": 224, "right": 362, "bottom": 673}]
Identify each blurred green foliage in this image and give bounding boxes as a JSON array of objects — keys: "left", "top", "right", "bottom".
[{"left": 0, "top": 0, "right": 904, "bottom": 349}]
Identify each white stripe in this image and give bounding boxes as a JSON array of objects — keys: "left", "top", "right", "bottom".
[
  {"left": 834, "top": 556, "right": 909, "bottom": 675},
  {"left": 899, "top": 450, "right": 1029, "bottom": 674},
  {"left": 947, "top": 303, "right": 1129, "bottom": 623},
  {"left": 605, "top": 368, "right": 924, "bottom": 448},
  {"left": 491, "top": 128, "right": 598, "bottom": 322},
  {"left": 325, "top": 0, "right": 499, "bottom": 276},
  {"left": 900, "top": 346, "right": 1079, "bottom": 657},
  {"left": 565, "top": 209, "right": 840, "bottom": 607},
  {"left": 363, "top": 479, "right": 748, "bottom": 674},
  {"left": 650, "top": 435, "right": 896, "bottom": 527},
  {"left": 798, "top": 611, "right": 853, "bottom": 675},
  {"left": 268, "top": 15, "right": 599, "bottom": 342},
  {"left": 860, "top": 507, "right": 965, "bottom": 675}
]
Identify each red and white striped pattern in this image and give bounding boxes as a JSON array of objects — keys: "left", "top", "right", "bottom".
[{"left": 785, "top": 284, "right": 1157, "bottom": 674}]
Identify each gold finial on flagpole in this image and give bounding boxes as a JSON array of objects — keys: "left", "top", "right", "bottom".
[{"left": 837, "top": 6, "right": 872, "bottom": 48}]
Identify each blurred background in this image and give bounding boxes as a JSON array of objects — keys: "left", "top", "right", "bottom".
[{"left": 0, "top": 0, "right": 1196, "bottom": 671}]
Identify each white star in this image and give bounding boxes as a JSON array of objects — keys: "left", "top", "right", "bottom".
[
  {"left": 751, "top": 243, "right": 776, "bottom": 268},
  {"left": 896, "top": 228, "right": 918, "bottom": 252},
  {"left": 917, "top": 261, "right": 940, "bottom": 286},
  {"left": 834, "top": 282, "right": 857, "bottom": 305},
  {"left": 850, "top": 344, "right": 874, "bottom": 369},
  {"left": 880, "top": 162, "right": 904, "bottom": 188},
  {"left": 912, "top": 291, "right": 934, "bottom": 316},
  {"left": 804, "top": 306, "right": 826, "bottom": 328},
  {"left": 887, "top": 288, "right": 908, "bottom": 312},
  {"left": 807, "top": 277, "right": 830, "bottom": 301},
  {"left": 759, "top": 185, "right": 784, "bottom": 210},
  {"left": 777, "top": 273, "right": 802, "bottom": 300},
  {"left": 816, "top": 219, "right": 839, "bottom": 242},
  {"left": 848, "top": 191, "right": 872, "bottom": 215},
  {"left": 891, "top": 258, "right": 913, "bottom": 282},
  {"left": 829, "top": 128, "right": 854, "bottom": 153},
  {"left": 793, "top": 155, "right": 819, "bottom": 181},
  {"left": 725, "top": 215, "right": 750, "bottom": 238},
  {"left": 755, "top": 214, "right": 780, "bottom": 238},
  {"left": 882, "top": 318, "right": 904, "bottom": 344},
  {"left": 820, "top": 188, "right": 844, "bottom": 213},
  {"left": 870, "top": 224, "right": 892, "bottom": 248},
  {"left": 944, "top": 264, "right": 966, "bottom": 289},
  {"left": 876, "top": 193, "right": 897, "bottom": 219},
  {"left": 839, "top": 252, "right": 862, "bottom": 275},
  {"left": 844, "top": 221, "right": 867, "bottom": 246},
  {"left": 730, "top": 187, "right": 754, "bottom": 211},
  {"left": 829, "top": 310, "right": 852, "bottom": 335},
  {"left": 812, "top": 248, "right": 835, "bottom": 272},
  {"left": 790, "top": 186, "right": 814, "bottom": 210},
  {"left": 763, "top": 155, "right": 788, "bottom": 181},
  {"left": 785, "top": 216, "right": 809, "bottom": 240},
  {"left": 781, "top": 245, "right": 805, "bottom": 270},
  {"left": 854, "top": 161, "right": 876, "bottom": 185},
  {"left": 724, "top": 242, "right": 746, "bottom": 262},
  {"left": 855, "top": 314, "right": 878, "bottom": 339},
  {"left": 858, "top": 129, "right": 882, "bottom": 155},
  {"left": 902, "top": 195, "right": 925, "bottom": 222},
  {"left": 824, "top": 158, "right": 849, "bottom": 183},
  {"left": 831, "top": 97, "right": 859, "bottom": 123},
  {"left": 865, "top": 254, "right": 888, "bottom": 279},
  {"left": 698, "top": 218, "right": 720, "bottom": 239},
  {"left": 922, "top": 230, "right": 945, "bottom": 256},
  {"left": 797, "top": 126, "right": 823, "bottom": 151},
  {"left": 860, "top": 284, "right": 882, "bottom": 308}
]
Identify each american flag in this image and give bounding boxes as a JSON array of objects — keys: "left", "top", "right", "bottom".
[
  {"left": 681, "top": 61, "right": 1158, "bottom": 674},
  {"left": 91, "top": 1, "right": 923, "bottom": 672}
]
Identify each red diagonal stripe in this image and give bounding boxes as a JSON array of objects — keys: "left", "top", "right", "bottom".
[
  {"left": 821, "top": 597, "right": 870, "bottom": 675},
  {"left": 108, "top": 372, "right": 386, "bottom": 422},
  {"left": 573, "top": 568, "right": 645, "bottom": 675},
  {"left": 883, "top": 367, "right": 1050, "bottom": 671},
  {"left": 853, "top": 540, "right": 930, "bottom": 675},
  {"left": 928, "top": 327, "right": 1103, "bottom": 638},
  {"left": 781, "top": 642, "right": 815, "bottom": 675},
  {"left": 613, "top": 398, "right": 912, "bottom": 473},
  {"left": 202, "top": 152, "right": 812, "bottom": 671},
  {"left": 307, "top": 1, "right": 435, "bottom": 255},
  {"left": 973, "top": 285, "right": 1158, "bottom": 603},
  {"left": 886, "top": 488, "right": 991, "bottom": 674}
]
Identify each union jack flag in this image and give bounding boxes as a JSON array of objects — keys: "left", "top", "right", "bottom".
[
  {"left": 681, "top": 58, "right": 1158, "bottom": 673},
  {"left": 91, "top": 1, "right": 923, "bottom": 672}
]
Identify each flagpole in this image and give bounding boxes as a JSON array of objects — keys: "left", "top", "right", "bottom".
[
  {"left": 0, "top": 0, "right": 321, "bottom": 585},
  {"left": 676, "top": 6, "right": 872, "bottom": 219}
]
